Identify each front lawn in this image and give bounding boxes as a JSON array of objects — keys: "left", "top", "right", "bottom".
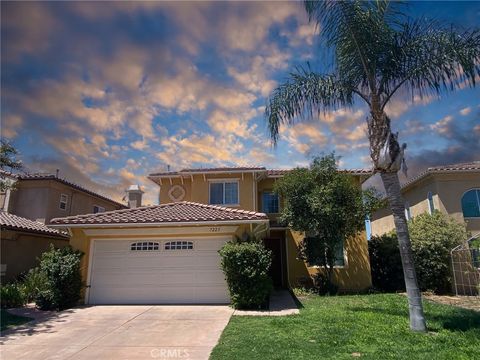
[
  {"left": 211, "top": 293, "right": 480, "bottom": 360},
  {"left": 0, "top": 309, "right": 32, "bottom": 332}
]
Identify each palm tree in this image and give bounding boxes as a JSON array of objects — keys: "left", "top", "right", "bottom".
[{"left": 266, "top": 0, "right": 480, "bottom": 332}]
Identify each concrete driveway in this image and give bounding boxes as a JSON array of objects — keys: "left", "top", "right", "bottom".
[{"left": 0, "top": 305, "right": 234, "bottom": 360}]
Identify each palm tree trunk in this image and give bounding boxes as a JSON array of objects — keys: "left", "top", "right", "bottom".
[{"left": 380, "top": 171, "right": 427, "bottom": 332}]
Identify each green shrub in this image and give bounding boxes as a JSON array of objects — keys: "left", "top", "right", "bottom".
[
  {"left": 36, "top": 245, "right": 83, "bottom": 310},
  {"left": 409, "top": 211, "right": 468, "bottom": 293},
  {"left": 369, "top": 211, "right": 468, "bottom": 294},
  {"left": 369, "top": 232, "right": 405, "bottom": 292},
  {"left": 0, "top": 283, "right": 26, "bottom": 308},
  {"left": 219, "top": 241, "right": 272, "bottom": 309},
  {"left": 21, "top": 268, "right": 49, "bottom": 302}
]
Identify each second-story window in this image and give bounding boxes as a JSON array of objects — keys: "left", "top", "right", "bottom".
[
  {"left": 209, "top": 181, "right": 239, "bottom": 205},
  {"left": 262, "top": 191, "right": 279, "bottom": 213},
  {"left": 59, "top": 194, "right": 68, "bottom": 210},
  {"left": 427, "top": 191, "right": 435, "bottom": 214},
  {"left": 93, "top": 205, "right": 105, "bottom": 214}
]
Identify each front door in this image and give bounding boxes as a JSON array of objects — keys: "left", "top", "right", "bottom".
[{"left": 263, "top": 237, "right": 284, "bottom": 288}]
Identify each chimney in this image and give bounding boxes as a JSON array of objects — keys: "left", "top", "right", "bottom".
[{"left": 126, "top": 185, "right": 144, "bottom": 208}]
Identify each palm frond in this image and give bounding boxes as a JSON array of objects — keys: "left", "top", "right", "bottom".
[
  {"left": 380, "top": 22, "right": 480, "bottom": 107},
  {"left": 265, "top": 68, "right": 354, "bottom": 145}
]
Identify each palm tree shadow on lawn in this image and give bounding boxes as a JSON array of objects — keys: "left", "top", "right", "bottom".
[{"left": 348, "top": 304, "right": 480, "bottom": 332}]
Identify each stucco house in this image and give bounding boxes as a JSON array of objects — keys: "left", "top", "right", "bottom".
[
  {"left": 51, "top": 166, "right": 372, "bottom": 305},
  {"left": 371, "top": 161, "right": 480, "bottom": 236},
  {"left": 1, "top": 211, "right": 69, "bottom": 281},
  {"left": 0, "top": 170, "right": 127, "bottom": 281},
  {"left": 0, "top": 170, "right": 127, "bottom": 224}
]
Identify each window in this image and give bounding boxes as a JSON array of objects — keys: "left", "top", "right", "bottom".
[
  {"left": 462, "top": 189, "right": 480, "bottom": 218},
  {"left": 334, "top": 241, "right": 345, "bottom": 267},
  {"left": 427, "top": 191, "right": 435, "bottom": 214},
  {"left": 165, "top": 241, "right": 193, "bottom": 250},
  {"left": 131, "top": 242, "right": 159, "bottom": 251},
  {"left": 93, "top": 205, "right": 105, "bottom": 214},
  {"left": 405, "top": 201, "right": 411, "bottom": 221},
  {"left": 59, "top": 194, "right": 68, "bottom": 210},
  {"left": 262, "top": 191, "right": 279, "bottom": 213},
  {"left": 209, "top": 181, "right": 239, "bottom": 205}
]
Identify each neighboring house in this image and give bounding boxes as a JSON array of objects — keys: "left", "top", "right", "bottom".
[
  {"left": 371, "top": 161, "right": 480, "bottom": 236},
  {"left": 51, "top": 166, "right": 372, "bottom": 305},
  {"left": 0, "top": 170, "right": 127, "bottom": 281},
  {"left": 0, "top": 171, "right": 127, "bottom": 224},
  {"left": 1, "top": 211, "right": 69, "bottom": 281}
]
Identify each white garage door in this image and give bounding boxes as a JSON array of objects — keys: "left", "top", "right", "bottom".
[{"left": 88, "top": 237, "right": 230, "bottom": 304}]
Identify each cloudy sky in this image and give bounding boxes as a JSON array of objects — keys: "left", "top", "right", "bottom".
[{"left": 2, "top": 1, "right": 479, "bottom": 204}]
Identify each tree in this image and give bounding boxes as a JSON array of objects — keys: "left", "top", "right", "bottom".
[
  {"left": 274, "top": 154, "right": 378, "bottom": 293},
  {"left": 0, "top": 140, "right": 22, "bottom": 192},
  {"left": 265, "top": 0, "right": 480, "bottom": 331}
]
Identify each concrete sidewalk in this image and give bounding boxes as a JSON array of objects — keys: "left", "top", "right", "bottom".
[
  {"left": 1, "top": 305, "right": 234, "bottom": 360},
  {"left": 234, "top": 290, "right": 300, "bottom": 316}
]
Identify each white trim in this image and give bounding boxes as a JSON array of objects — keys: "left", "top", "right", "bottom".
[
  {"left": 81, "top": 225, "right": 240, "bottom": 237},
  {"left": 50, "top": 219, "right": 268, "bottom": 229}
]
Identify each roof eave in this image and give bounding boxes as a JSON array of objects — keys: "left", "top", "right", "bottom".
[
  {"left": 0, "top": 225, "right": 69, "bottom": 238},
  {"left": 49, "top": 218, "right": 270, "bottom": 228}
]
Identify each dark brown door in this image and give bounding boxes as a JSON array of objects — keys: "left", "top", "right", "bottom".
[{"left": 263, "top": 238, "right": 284, "bottom": 287}]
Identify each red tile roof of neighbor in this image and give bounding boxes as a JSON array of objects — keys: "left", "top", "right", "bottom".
[
  {"left": 0, "top": 211, "right": 69, "bottom": 238},
  {"left": 0, "top": 170, "right": 127, "bottom": 208},
  {"left": 50, "top": 201, "right": 269, "bottom": 226},
  {"left": 402, "top": 161, "right": 480, "bottom": 190}
]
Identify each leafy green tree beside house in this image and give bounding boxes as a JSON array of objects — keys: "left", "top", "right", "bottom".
[
  {"left": 274, "top": 154, "right": 379, "bottom": 294},
  {"left": 266, "top": 0, "right": 480, "bottom": 331}
]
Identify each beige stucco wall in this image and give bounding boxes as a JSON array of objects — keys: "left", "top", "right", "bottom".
[
  {"left": 159, "top": 173, "right": 257, "bottom": 210},
  {"left": 1, "top": 230, "right": 68, "bottom": 281},
  {"left": 285, "top": 229, "right": 372, "bottom": 292},
  {"left": 371, "top": 172, "right": 480, "bottom": 236},
  {"left": 8, "top": 180, "right": 123, "bottom": 224}
]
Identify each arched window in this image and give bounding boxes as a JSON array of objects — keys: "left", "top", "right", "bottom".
[
  {"left": 131, "top": 242, "right": 159, "bottom": 251},
  {"left": 427, "top": 191, "right": 435, "bottom": 214},
  {"left": 165, "top": 241, "right": 193, "bottom": 250},
  {"left": 461, "top": 189, "right": 480, "bottom": 218}
]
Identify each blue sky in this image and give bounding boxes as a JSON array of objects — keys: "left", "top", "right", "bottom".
[{"left": 2, "top": 1, "right": 479, "bottom": 204}]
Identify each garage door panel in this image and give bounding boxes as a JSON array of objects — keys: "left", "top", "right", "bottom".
[{"left": 89, "top": 237, "right": 230, "bottom": 304}]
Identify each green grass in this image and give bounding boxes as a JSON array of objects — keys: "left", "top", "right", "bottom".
[
  {"left": 211, "top": 294, "right": 480, "bottom": 360},
  {"left": 0, "top": 309, "right": 32, "bottom": 332}
]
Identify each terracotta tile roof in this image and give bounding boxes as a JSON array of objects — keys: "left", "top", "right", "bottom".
[
  {"left": 0, "top": 211, "right": 69, "bottom": 238},
  {"left": 149, "top": 166, "right": 266, "bottom": 177},
  {"left": 266, "top": 168, "right": 373, "bottom": 177},
  {"left": 402, "top": 161, "right": 480, "bottom": 190},
  {"left": 149, "top": 166, "right": 372, "bottom": 178},
  {"left": 0, "top": 170, "right": 127, "bottom": 208},
  {"left": 50, "top": 201, "right": 269, "bottom": 226}
]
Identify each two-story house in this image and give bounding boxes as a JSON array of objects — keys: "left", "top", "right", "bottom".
[
  {"left": 371, "top": 162, "right": 480, "bottom": 236},
  {"left": 1, "top": 170, "right": 127, "bottom": 281},
  {"left": 1, "top": 171, "right": 127, "bottom": 224},
  {"left": 51, "top": 165, "right": 372, "bottom": 305}
]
